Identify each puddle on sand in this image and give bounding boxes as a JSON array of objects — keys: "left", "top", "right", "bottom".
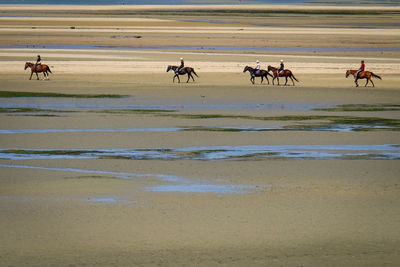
[
  {"left": 83, "top": 197, "right": 138, "bottom": 204},
  {"left": 0, "top": 164, "right": 256, "bottom": 194},
  {"left": 146, "top": 184, "right": 256, "bottom": 194},
  {"left": 1, "top": 145, "right": 399, "bottom": 160},
  {"left": 0, "top": 195, "right": 139, "bottom": 205},
  {"left": 0, "top": 163, "right": 185, "bottom": 183}
]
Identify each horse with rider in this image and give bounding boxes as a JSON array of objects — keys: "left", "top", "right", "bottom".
[
  {"left": 24, "top": 55, "right": 52, "bottom": 80},
  {"left": 243, "top": 60, "right": 273, "bottom": 84},
  {"left": 166, "top": 58, "right": 199, "bottom": 83},
  {"left": 267, "top": 60, "right": 299, "bottom": 86},
  {"left": 346, "top": 60, "right": 381, "bottom": 87}
]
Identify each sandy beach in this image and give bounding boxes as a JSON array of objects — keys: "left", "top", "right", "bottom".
[{"left": 1, "top": 4, "right": 400, "bottom": 266}]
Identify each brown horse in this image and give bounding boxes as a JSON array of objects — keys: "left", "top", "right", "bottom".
[
  {"left": 24, "top": 62, "right": 52, "bottom": 80},
  {"left": 345, "top": 69, "right": 381, "bottom": 87},
  {"left": 267, "top": 65, "right": 299, "bottom": 86},
  {"left": 166, "top": 65, "right": 198, "bottom": 83},
  {"left": 243, "top": 66, "right": 273, "bottom": 85}
]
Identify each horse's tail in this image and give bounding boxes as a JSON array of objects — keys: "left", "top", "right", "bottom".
[
  {"left": 371, "top": 72, "right": 381, "bottom": 80},
  {"left": 191, "top": 68, "right": 199, "bottom": 77},
  {"left": 291, "top": 73, "right": 299, "bottom": 82},
  {"left": 47, "top": 66, "right": 52, "bottom": 74}
]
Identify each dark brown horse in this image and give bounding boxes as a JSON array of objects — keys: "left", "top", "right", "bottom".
[
  {"left": 345, "top": 69, "right": 381, "bottom": 87},
  {"left": 166, "top": 65, "right": 198, "bottom": 83},
  {"left": 267, "top": 65, "right": 299, "bottom": 86},
  {"left": 24, "top": 62, "right": 52, "bottom": 80},
  {"left": 243, "top": 66, "right": 273, "bottom": 85}
]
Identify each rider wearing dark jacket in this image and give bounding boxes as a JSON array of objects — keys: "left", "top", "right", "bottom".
[
  {"left": 278, "top": 60, "right": 284, "bottom": 75},
  {"left": 177, "top": 58, "right": 184, "bottom": 73},
  {"left": 34, "top": 55, "right": 41, "bottom": 72}
]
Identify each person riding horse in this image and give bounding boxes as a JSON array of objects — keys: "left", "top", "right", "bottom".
[
  {"left": 255, "top": 60, "right": 261, "bottom": 76},
  {"left": 355, "top": 60, "right": 365, "bottom": 80},
  {"left": 278, "top": 60, "right": 284, "bottom": 76},
  {"left": 177, "top": 58, "right": 184, "bottom": 74},
  {"left": 34, "top": 55, "right": 41, "bottom": 72}
]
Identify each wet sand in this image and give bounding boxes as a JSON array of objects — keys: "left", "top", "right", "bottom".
[{"left": 1, "top": 4, "right": 400, "bottom": 266}]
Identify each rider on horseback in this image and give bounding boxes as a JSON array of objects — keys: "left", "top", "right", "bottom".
[
  {"left": 34, "top": 55, "right": 41, "bottom": 72},
  {"left": 177, "top": 58, "right": 184, "bottom": 74},
  {"left": 255, "top": 60, "right": 261, "bottom": 76},
  {"left": 355, "top": 60, "right": 365, "bottom": 80},
  {"left": 278, "top": 60, "right": 284, "bottom": 76}
]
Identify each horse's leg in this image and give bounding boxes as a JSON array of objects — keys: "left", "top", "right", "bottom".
[
  {"left": 186, "top": 73, "right": 190, "bottom": 83},
  {"left": 251, "top": 76, "right": 254, "bottom": 84},
  {"left": 355, "top": 78, "right": 359, "bottom": 87},
  {"left": 365, "top": 79, "right": 369, "bottom": 87},
  {"left": 290, "top": 76, "right": 295, "bottom": 86},
  {"left": 260, "top": 75, "right": 263, "bottom": 84},
  {"left": 265, "top": 75, "right": 269, "bottom": 85},
  {"left": 29, "top": 70, "right": 33, "bottom": 80},
  {"left": 370, "top": 79, "right": 375, "bottom": 87},
  {"left": 284, "top": 77, "right": 288, "bottom": 86},
  {"left": 190, "top": 73, "right": 195, "bottom": 82},
  {"left": 35, "top": 71, "right": 39, "bottom": 80}
]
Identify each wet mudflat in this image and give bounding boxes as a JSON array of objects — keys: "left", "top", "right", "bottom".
[{"left": 1, "top": 4, "right": 400, "bottom": 266}]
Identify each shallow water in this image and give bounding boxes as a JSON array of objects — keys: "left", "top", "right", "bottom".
[
  {"left": 0, "top": 194, "right": 139, "bottom": 204},
  {"left": 1, "top": 144, "right": 399, "bottom": 160},
  {"left": 1, "top": 0, "right": 399, "bottom": 5},
  {"left": 0, "top": 98, "right": 332, "bottom": 111},
  {"left": 0, "top": 164, "right": 256, "bottom": 194},
  {"left": 147, "top": 184, "right": 255, "bottom": 194},
  {"left": 0, "top": 163, "right": 185, "bottom": 182},
  {"left": 0, "top": 124, "right": 395, "bottom": 134}
]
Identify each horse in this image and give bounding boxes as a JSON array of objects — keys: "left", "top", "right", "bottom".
[
  {"left": 345, "top": 70, "right": 381, "bottom": 87},
  {"left": 24, "top": 62, "right": 52, "bottom": 80},
  {"left": 243, "top": 66, "right": 273, "bottom": 85},
  {"left": 267, "top": 65, "right": 299, "bottom": 86},
  {"left": 166, "top": 65, "right": 198, "bottom": 83}
]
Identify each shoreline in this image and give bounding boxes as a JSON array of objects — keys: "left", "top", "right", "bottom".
[
  {"left": 1, "top": 3, "right": 400, "bottom": 266},
  {"left": 2, "top": 4, "right": 400, "bottom": 11}
]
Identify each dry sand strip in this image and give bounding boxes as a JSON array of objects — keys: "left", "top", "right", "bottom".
[
  {"left": 1, "top": 4, "right": 400, "bottom": 11},
  {"left": 5, "top": 60, "right": 400, "bottom": 74}
]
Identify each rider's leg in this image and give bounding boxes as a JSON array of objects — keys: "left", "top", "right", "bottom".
[{"left": 355, "top": 70, "right": 361, "bottom": 80}]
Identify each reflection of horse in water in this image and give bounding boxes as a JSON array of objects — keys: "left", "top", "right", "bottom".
[
  {"left": 24, "top": 62, "right": 52, "bottom": 80},
  {"left": 267, "top": 65, "right": 299, "bottom": 86},
  {"left": 243, "top": 66, "right": 273, "bottom": 85},
  {"left": 166, "top": 65, "right": 198, "bottom": 83},
  {"left": 345, "top": 70, "right": 381, "bottom": 87}
]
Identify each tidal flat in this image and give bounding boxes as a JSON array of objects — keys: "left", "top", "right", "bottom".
[{"left": 0, "top": 4, "right": 400, "bottom": 266}]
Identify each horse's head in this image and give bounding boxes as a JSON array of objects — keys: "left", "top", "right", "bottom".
[
  {"left": 243, "top": 66, "right": 250, "bottom": 73},
  {"left": 267, "top": 65, "right": 273, "bottom": 71},
  {"left": 24, "top": 62, "right": 31, "bottom": 70},
  {"left": 166, "top": 65, "right": 172, "bottom": 72},
  {"left": 345, "top": 70, "right": 350, "bottom": 78}
]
